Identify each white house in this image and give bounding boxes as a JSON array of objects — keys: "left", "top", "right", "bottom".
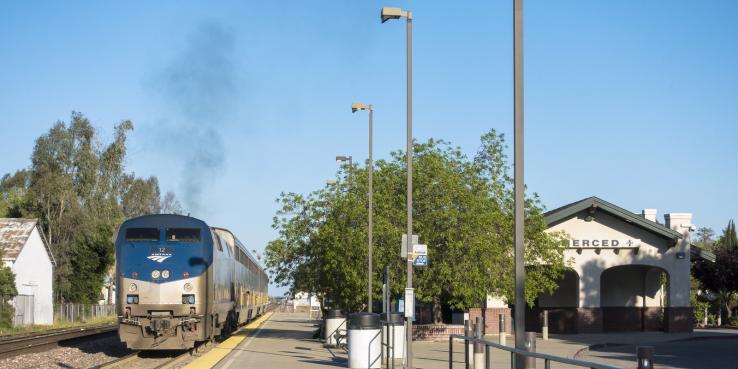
[{"left": 0, "top": 218, "right": 55, "bottom": 325}]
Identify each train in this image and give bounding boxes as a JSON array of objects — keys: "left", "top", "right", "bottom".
[{"left": 115, "top": 214, "right": 268, "bottom": 350}]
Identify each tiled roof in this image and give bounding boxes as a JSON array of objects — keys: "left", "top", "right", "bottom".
[
  {"left": 0, "top": 218, "right": 38, "bottom": 260},
  {"left": 0, "top": 218, "right": 55, "bottom": 265}
]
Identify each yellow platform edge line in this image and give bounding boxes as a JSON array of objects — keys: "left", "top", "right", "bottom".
[{"left": 183, "top": 311, "right": 274, "bottom": 369}]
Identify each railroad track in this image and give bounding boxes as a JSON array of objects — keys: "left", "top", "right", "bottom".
[
  {"left": 0, "top": 323, "right": 118, "bottom": 360},
  {"left": 97, "top": 341, "right": 210, "bottom": 369}
]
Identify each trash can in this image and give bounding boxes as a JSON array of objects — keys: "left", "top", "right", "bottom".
[
  {"left": 382, "top": 312, "right": 405, "bottom": 360},
  {"left": 325, "top": 309, "right": 346, "bottom": 347},
  {"left": 348, "top": 312, "right": 381, "bottom": 369}
]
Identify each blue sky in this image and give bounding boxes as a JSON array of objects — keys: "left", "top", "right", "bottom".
[{"left": 1, "top": 1, "right": 737, "bottom": 293}]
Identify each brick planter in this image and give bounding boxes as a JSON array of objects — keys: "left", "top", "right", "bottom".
[
  {"left": 469, "top": 308, "right": 513, "bottom": 335},
  {"left": 412, "top": 324, "right": 465, "bottom": 341}
]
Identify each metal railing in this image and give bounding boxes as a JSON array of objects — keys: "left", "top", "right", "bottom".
[
  {"left": 449, "top": 333, "right": 621, "bottom": 369},
  {"left": 55, "top": 303, "right": 116, "bottom": 322}
]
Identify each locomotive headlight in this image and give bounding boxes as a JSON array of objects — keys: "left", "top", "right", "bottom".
[
  {"left": 161, "top": 270, "right": 170, "bottom": 279},
  {"left": 128, "top": 283, "right": 137, "bottom": 292},
  {"left": 151, "top": 270, "right": 161, "bottom": 279},
  {"left": 182, "top": 294, "right": 195, "bottom": 304},
  {"left": 183, "top": 283, "right": 193, "bottom": 292}
]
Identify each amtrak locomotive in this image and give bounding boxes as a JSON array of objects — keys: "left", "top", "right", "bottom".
[{"left": 115, "top": 214, "right": 268, "bottom": 349}]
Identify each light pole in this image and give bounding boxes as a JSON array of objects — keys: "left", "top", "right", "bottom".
[
  {"left": 352, "top": 102, "right": 374, "bottom": 313},
  {"left": 336, "top": 155, "right": 353, "bottom": 184},
  {"left": 513, "top": 0, "right": 526, "bottom": 368},
  {"left": 380, "top": 6, "right": 413, "bottom": 368}
]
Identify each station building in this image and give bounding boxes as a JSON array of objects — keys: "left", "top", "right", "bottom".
[{"left": 528, "top": 196, "right": 714, "bottom": 333}]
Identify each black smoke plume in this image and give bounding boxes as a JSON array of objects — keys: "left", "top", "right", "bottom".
[{"left": 151, "top": 22, "right": 238, "bottom": 214}]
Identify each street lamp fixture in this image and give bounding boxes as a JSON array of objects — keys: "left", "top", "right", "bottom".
[
  {"left": 351, "top": 102, "right": 372, "bottom": 113},
  {"left": 380, "top": 6, "right": 414, "bottom": 369},
  {"left": 335, "top": 155, "right": 353, "bottom": 185},
  {"left": 380, "top": 7, "right": 410, "bottom": 23},
  {"left": 352, "top": 102, "right": 374, "bottom": 314}
]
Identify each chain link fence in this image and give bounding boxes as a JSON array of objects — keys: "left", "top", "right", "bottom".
[{"left": 55, "top": 303, "right": 116, "bottom": 322}]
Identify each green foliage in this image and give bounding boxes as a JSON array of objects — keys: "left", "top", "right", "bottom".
[
  {"left": 122, "top": 176, "right": 162, "bottom": 218},
  {"left": 0, "top": 248, "right": 18, "bottom": 328},
  {"left": 693, "top": 219, "right": 738, "bottom": 323},
  {"left": 0, "top": 170, "right": 30, "bottom": 218},
  {"left": 695, "top": 227, "right": 716, "bottom": 251},
  {"left": 265, "top": 130, "right": 569, "bottom": 318},
  {"left": 717, "top": 220, "right": 737, "bottom": 250},
  {"left": 66, "top": 220, "right": 117, "bottom": 303},
  {"left": 690, "top": 279, "right": 709, "bottom": 325},
  {"left": 1, "top": 112, "right": 186, "bottom": 303}
]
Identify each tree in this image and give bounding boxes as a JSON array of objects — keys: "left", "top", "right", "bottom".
[
  {"left": 1, "top": 112, "right": 183, "bottom": 303},
  {"left": 121, "top": 176, "right": 162, "bottom": 218},
  {"left": 717, "top": 220, "right": 737, "bottom": 250},
  {"left": 695, "top": 227, "right": 716, "bottom": 250},
  {"left": 0, "top": 247, "right": 18, "bottom": 328},
  {"left": 0, "top": 170, "right": 30, "bottom": 218},
  {"left": 693, "top": 220, "right": 738, "bottom": 323},
  {"left": 265, "top": 131, "right": 569, "bottom": 322},
  {"left": 160, "top": 191, "right": 185, "bottom": 215}
]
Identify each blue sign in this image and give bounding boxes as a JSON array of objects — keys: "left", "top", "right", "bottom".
[{"left": 413, "top": 254, "right": 428, "bottom": 267}]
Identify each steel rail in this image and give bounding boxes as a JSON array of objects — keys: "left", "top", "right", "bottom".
[{"left": 0, "top": 323, "right": 117, "bottom": 360}]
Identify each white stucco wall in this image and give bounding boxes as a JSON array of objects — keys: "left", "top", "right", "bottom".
[
  {"left": 600, "top": 265, "right": 665, "bottom": 307},
  {"left": 11, "top": 228, "right": 54, "bottom": 325},
  {"left": 547, "top": 210, "right": 691, "bottom": 308}
]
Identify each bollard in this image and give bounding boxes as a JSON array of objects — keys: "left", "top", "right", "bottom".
[
  {"left": 464, "top": 320, "right": 473, "bottom": 369},
  {"left": 474, "top": 317, "right": 485, "bottom": 369},
  {"left": 498, "top": 314, "right": 506, "bottom": 346},
  {"left": 542, "top": 310, "right": 549, "bottom": 340},
  {"left": 703, "top": 306, "right": 708, "bottom": 327},
  {"left": 524, "top": 331, "right": 536, "bottom": 369},
  {"left": 637, "top": 346, "right": 654, "bottom": 369}
]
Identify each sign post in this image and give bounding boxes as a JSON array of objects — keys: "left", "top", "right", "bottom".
[{"left": 404, "top": 288, "right": 414, "bottom": 319}]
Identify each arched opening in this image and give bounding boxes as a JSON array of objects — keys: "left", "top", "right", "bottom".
[
  {"left": 527, "top": 269, "right": 580, "bottom": 333},
  {"left": 600, "top": 265, "right": 669, "bottom": 332}
]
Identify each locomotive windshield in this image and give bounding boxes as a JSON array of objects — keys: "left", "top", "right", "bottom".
[
  {"left": 125, "top": 228, "right": 159, "bottom": 242},
  {"left": 166, "top": 228, "right": 201, "bottom": 242}
]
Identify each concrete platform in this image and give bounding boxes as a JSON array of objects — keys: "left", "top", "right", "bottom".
[
  {"left": 214, "top": 312, "right": 348, "bottom": 369},
  {"left": 212, "top": 312, "right": 738, "bottom": 369}
]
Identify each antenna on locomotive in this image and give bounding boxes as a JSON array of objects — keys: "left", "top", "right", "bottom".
[{"left": 187, "top": 212, "right": 191, "bottom": 217}]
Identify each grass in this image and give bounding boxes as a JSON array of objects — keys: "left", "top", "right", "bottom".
[{"left": 0, "top": 315, "right": 118, "bottom": 336}]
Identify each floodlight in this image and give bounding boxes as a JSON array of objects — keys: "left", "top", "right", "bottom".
[
  {"left": 351, "top": 102, "right": 372, "bottom": 113},
  {"left": 381, "top": 7, "right": 404, "bottom": 23}
]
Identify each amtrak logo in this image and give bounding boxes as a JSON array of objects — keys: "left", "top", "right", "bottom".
[{"left": 147, "top": 254, "right": 172, "bottom": 263}]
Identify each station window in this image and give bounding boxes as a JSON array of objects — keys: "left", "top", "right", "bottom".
[
  {"left": 166, "top": 228, "right": 201, "bottom": 242},
  {"left": 125, "top": 228, "right": 159, "bottom": 242}
]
